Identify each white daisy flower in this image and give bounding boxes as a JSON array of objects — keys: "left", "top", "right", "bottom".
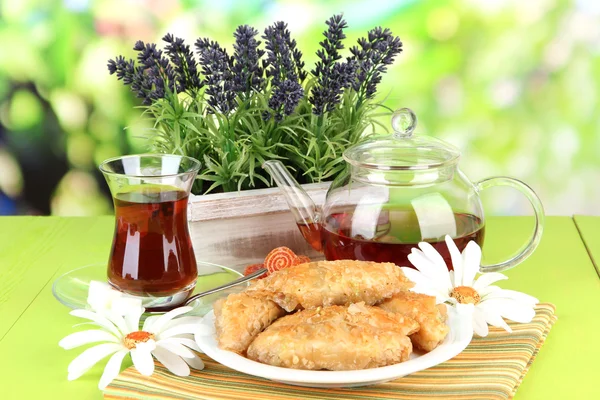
[
  {"left": 59, "top": 299, "right": 205, "bottom": 390},
  {"left": 86, "top": 280, "right": 142, "bottom": 315},
  {"left": 401, "top": 235, "right": 539, "bottom": 337}
]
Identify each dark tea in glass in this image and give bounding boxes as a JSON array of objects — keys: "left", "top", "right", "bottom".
[
  {"left": 109, "top": 188, "right": 197, "bottom": 296},
  {"left": 100, "top": 154, "right": 201, "bottom": 309}
]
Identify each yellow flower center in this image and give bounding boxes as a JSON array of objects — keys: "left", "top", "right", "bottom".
[
  {"left": 450, "top": 286, "right": 481, "bottom": 305},
  {"left": 123, "top": 331, "right": 155, "bottom": 350}
]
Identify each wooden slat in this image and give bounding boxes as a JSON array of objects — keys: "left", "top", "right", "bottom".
[
  {"left": 188, "top": 183, "right": 329, "bottom": 269},
  {"left": 190, "top": 211, "right": 323, "bottom": 270},
  {"left": 188, "top": 182, "right": 329, "bottom": 221}
]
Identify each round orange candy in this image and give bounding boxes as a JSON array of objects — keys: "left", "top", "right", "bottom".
[
  {"left": 294, "top": 255, "right": 311, "bottom": 265},
  {"left": 244, "top": 263, "right": 267, "bottom": 279},
  {"left": 264, "top": 246, "right": 298, "bottom": 274}
]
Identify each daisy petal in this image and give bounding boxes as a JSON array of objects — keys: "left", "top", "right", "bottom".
[
  {"left": 479, "top": 285, "right": 503, "bottom": 297},
  {"left": 136, "top": 339, "right": 157, "bottom": 353},
  {"left": 59, "top": 329, "right": 120, "bottom": 349},
  {"left": 419, "top": 242, "right": 454, "bottom": 289},
  {"left": 145, "top": 306, "right": 193, "bottom": 334},
  {"left": 483, "top": 311, "right": 512, "bottom": 333},
  {"left": 142, "top": 315, "right": 160, "bottom": 332},
  {"left": 67, "top": 343, "right": 123, "bottom": 381},
  {"left": 400, "top": 267, "right": 437, "bottom": 287},
  {"left": 156, "top": 339, "right": 196, "bottom": 359},
  {"left": 122, "top": 305, "right": 144, "bottom": 333},
  {"left": 445, "top": 235, "right": 463, "bottom": 286},
  {"left": 453, "top": 302, "right": 474, "bottom": 315},
  {"left": 461, "top": 241, "right": 482, "bottom": 286},
  {"left": 131, "top": 346, "right": 155, "bottom": 376},
  {"left": 411, "top": 285, "right": 450, "bottom": 304},
  {"left": 407, "top": 250, "right": 433, "bottom": 276},
  {"left": 160, "top": 324, "right": 203, "bottom": 339},
  {"left": 100, "top": 309, "right": 129, "bottom": 336},
  {"left": 152, "top": 346, "right": 190, "bottom": 376},
  {"left": 472, "top": 306, "right": 489, "bottom": 337},
  {"left": 162, "top": 316, "right": 203, "bottom": 332},
  {"left": 111, "top": 296, "right": 143, "bottom": 317},
  {"left": 69, "top": 310, "right": 122, "bottom": 338},
  {"left": 170, "top": 337, "right": 202, "bottom": 353},
  {"left": 472, "top": 272, "right": 508, "bottom": 291},
  {"left": 418, "top": 241, "right": 449, "bottom": 274},
  {"left": 182, "top": 354, "right": 205, "bottom": 370},
  {"left": 479, "top": 299, "right": 535, "bottom": 323},
  {"left": 484, "top": 289, "right": 538, "bottom": 306},
  {"left": 87, "top": 281, "right": 122, "bottom": 313},
  {"left": 401, "top": 267, "right": 451, "bottom": 302},
  {"left": 98, "top": 350, "right": 128, "bottom": 390},
  {"left": 408, "top": 249, "right": 445, "bottom": 282}
]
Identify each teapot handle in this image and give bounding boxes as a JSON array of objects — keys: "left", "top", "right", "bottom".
[{"left": 475, "top": 177, "right": 545, "bottom": 273}]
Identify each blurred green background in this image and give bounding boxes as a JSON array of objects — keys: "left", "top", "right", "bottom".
[{"left": 0, "top": 0, "right": 598, "bottom": 216}]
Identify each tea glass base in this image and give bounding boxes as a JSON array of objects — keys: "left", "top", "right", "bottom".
[
  {"left": 106, "top": 280, "right": 196, "bottom": 312},
  {"left": 52, "top": 261, "right": 244, "bottom": 316}
]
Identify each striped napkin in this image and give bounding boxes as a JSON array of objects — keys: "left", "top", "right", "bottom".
[{"left": 104, "top": 303, "right": 556, "bottom": 400}]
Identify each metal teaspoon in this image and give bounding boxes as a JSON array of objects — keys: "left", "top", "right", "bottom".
[{"left": 182, "top": 267, "right": 267, "bottom": 306}]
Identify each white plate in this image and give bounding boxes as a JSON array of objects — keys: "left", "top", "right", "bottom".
[{"left": 195, "top": 307, "right": 473, "bottom": 388}]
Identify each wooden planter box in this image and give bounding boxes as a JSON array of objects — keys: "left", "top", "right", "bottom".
[{"left": 188, "top": 183, "right": 329, "bottom": 272}]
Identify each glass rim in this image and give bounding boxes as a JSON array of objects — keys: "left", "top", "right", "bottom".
[
  {"left": 98, "top": 154, "right": 202, "bottom": 178},
  {"left": 342, "top": 135, "right": 461, "bottom": 171},
  {"left": 343, "top": 150, "right": 460, "bottom": 171}
]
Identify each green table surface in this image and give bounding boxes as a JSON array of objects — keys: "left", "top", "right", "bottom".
[
  {"left": 0, "top": 216, "right": 599, "bottom": 399},
  {"left": 574, "top": 215, "right": 600, "bottom": 278}
]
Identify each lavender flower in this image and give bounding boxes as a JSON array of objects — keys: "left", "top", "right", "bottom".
[
  {"left": 195, "top": 38, "right": 236, "bottom": 114},
  {"left": 268, "top": 79, "right": 304, "bottom": 122},
  {"left": 128, "top": 67, "right": 156, "bottom": 105},
  {"left": 309, "top": 14, "right": 357, "bottom": 115},
  {"left": 134, "top": 40, "right": 176, "bottom": 95},
  {"left": 349, "top": 27, "right": 403, "bottom": 100},
  {"left": 263, "top": 22, "right": 296, "bottom": 84},
  {"left": 107, "top": 56, "right": 135, "bottom": 84},
  {"left": 285, "top": 34, "right": 307, "bottom": 83},
  {"left": 232, "top": 25, "right": 265, "bottom": 96},
  {"left": 262, "top": 22, "right": 305, "bottom": 120},
  {"left": 107, "top": 41, "right": 177, "bottom": 105},
  {"left": 162, "top": 34, "right": 202, "bottom": 94}
]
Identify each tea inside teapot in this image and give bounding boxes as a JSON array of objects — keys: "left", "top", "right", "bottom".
[
  {"left": 264, "top": 108, "right": 544, "bottom": 273},
  {"left": 318, "top": 207, "right": 483, "bottom": 269}
]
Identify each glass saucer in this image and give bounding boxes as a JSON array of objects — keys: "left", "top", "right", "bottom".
[{"left": 52, "top": 261, "right": 244, "bottom": 316}]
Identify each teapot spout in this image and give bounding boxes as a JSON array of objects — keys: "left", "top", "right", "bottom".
[{"left": 263, "top": 160, "right": 323, "bottom": 252}]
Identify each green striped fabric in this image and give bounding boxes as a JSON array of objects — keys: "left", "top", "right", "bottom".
[{"left": 105, "top": 303, "right": 556, "bottom": 400}]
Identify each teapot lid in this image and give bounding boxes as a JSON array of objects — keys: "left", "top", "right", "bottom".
[{"left": 343, "top": 108, "right": 460, "bottom": 170}]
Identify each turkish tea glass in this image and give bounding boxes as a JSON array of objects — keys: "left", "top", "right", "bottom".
[{"left": 100, "top": 154, "right": 201, "bottom": 310}]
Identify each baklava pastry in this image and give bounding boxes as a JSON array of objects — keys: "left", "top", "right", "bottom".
[
  {"left": 245, "top": 260, "right": 414, "bottom": 312},
  {"left": 378, "top": 291, "right": 449, "bottom": 352},
  {"left": 247, "top": 302, "right": 418, "bottom": 370}
]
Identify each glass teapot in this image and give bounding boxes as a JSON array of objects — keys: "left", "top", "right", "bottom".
[{"left": 263, "top": 108, "right": 544, "bottom": 272}]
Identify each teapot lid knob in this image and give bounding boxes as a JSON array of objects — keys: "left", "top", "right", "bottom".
[{"left": 392, "top": 108, "right": 417, "bottom": 139}]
